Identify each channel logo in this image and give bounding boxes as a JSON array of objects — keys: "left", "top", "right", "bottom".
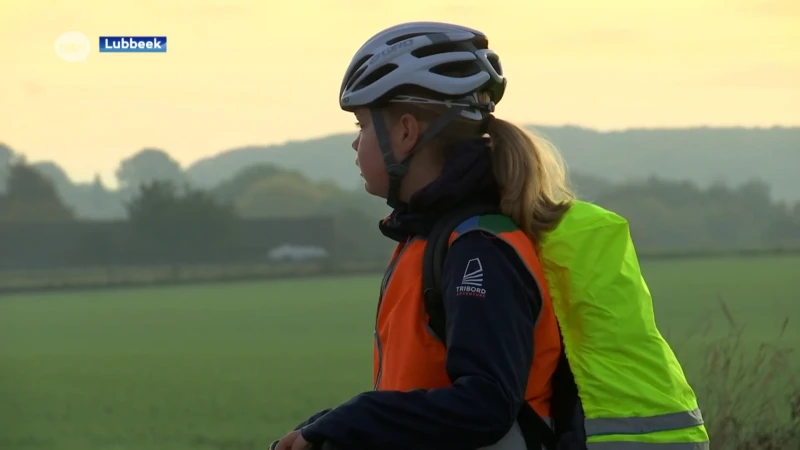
[
  {"left": 99, "top": 36, "right": 167, "bottom": 53},
  {"left": 55, "top": 31, "right": 91, "bottom": 63}
]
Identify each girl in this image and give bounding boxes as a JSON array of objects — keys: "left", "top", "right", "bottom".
[
  {"left": 274, "top": 20, "right": 708, "bottom": 450},
  {"left": 275, "top": 21, "right": 571, "bottom": 450}
]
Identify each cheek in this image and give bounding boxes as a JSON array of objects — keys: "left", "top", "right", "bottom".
[
  {"left": 357, "top": 132, "right": 386, "bottom": 178},
  {"left": 356, "top": 131, "right": 389, "bottom": 196}
]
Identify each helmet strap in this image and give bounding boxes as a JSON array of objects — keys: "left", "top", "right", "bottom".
[{"left": 370, "top": 105, "right": 468, "bottom": 209}]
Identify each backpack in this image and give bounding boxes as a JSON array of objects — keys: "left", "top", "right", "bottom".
[
  {"left": 422, "top": 201, "right": 708, "bottom": 450},
  {"left": 422, "top": 204, "right": 583, "bottom": 450}
]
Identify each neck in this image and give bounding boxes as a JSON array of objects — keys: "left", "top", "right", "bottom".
[{"left": 396, "top": 159, "right": 443, "bottom": 206}]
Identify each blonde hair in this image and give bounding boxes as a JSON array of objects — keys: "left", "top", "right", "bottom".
[{"left": 386, "top": 92, "right": 575, "bottom": 242}]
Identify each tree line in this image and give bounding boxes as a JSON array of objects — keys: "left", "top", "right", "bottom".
[{"left": 0, "top": 145, "right": 799, "bottom": 270}]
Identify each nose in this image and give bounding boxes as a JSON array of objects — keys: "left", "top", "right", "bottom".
[{"left": 351, "top": 135, "right": 359, "bottom": 152}]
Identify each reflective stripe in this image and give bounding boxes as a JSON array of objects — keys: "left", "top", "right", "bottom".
[
  {"left": 480, "top": 417, "right": 708, "bottom": 450},
  {"left": 586, "top": 408, "right": 705, "bottom": 436},
  {"left": 588, "top": 442, "right": 709, "bottom": 450}
]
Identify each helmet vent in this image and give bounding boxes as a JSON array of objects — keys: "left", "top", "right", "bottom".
[
  {"left": 411, "top": 42, "right": 464, "bottom": 59},
  {"left": 343, "top": 55, "right": 372, "bottom": 91},
  {"left": 386, "top": 32, "right": 429, "bottom": 45},
  {"left": 430, "top": 60, "right": 481, "bottom": 78},
  {"left": 353, "top": 63, "right": 399, "bottom": 92}
]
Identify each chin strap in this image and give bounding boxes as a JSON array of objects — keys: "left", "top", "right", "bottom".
[{"left": 370, "top": 105, "right": 470, "bottom": 208}]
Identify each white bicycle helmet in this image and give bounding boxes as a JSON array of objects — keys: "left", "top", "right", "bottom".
[
  {"left": 339, "top": 22, "right": 507, "bottom": 207},
  {"left": 339, "top": 21, "right": 506, "bottom": 120}
]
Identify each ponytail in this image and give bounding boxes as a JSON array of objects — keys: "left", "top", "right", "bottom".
[
  {"left": 383, "top": 90, "right": 575, "bottom": 241},
  {"left": 486, "top": 117, "right": 574, "bottom": 243}
]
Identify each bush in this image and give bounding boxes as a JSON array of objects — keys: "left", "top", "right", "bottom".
[{"left": 691, "top": 300, "right": 799, "bottom": 448}]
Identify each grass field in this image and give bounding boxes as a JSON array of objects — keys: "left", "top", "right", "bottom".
[{"left": 1, "top": 256, "right": 798, "bottom": 450}]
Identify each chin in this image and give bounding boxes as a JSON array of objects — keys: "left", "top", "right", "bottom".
[{"left": 364, "top": 181, "right": 387, "bottom": 199}]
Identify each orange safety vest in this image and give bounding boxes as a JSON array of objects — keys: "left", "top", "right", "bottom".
[{"left": 373, "top": 223, "right": 562, "bottom": 419}]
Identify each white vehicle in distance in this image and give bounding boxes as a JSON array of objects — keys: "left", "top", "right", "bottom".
[{"left": 266, "top": 244, "right": 329, "bottom": 263}]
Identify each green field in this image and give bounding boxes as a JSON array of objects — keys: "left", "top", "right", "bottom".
[{"left": 1, "top": 256, "right": 798, "bottom": 450}]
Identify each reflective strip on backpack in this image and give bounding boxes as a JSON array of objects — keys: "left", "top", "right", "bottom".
[
  {"left": 582, "top": 408, "right": 708, "bottom": 450},
  {"left": 585, "top": 408, "right": 704, "bottom": 436},
  {"left": 588, "top": 442, "right": 709, "bottom": 449}
]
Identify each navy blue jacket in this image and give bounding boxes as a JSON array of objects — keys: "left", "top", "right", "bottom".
[{"left": 297, "top": 139, "right": 544, "bottom": 450}]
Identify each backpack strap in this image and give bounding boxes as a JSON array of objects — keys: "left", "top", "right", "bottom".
[
  {"left": 421, "top": 205, "right": 560, "bottom": 450},
  {"left": 422, "top": 204, "right": 500, "bottom": 345}
]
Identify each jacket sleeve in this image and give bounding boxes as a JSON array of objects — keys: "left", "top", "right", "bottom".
[
  {"left": 293, "top": 409, "right": 332, "bottom": 430},
  {"left": 300, "top": 231, "right": 543, "bottom": 450}
]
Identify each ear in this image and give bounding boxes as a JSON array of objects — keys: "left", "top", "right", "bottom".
[{"left": 393, "top": 112, "right": 422, "bottom": 158}]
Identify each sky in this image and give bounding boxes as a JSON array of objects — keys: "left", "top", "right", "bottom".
[{"left": 1, "top": 0, "right": 799, "bottom": 186}]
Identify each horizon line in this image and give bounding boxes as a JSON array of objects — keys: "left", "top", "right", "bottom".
[{"left": 2, "top": 121, "right": 798, "bottom": 186}]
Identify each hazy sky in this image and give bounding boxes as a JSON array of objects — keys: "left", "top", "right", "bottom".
[{"left": 2, "top": 0, "right": 798, "bottom": 186}]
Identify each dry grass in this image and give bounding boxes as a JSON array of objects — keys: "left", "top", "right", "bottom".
[{"left": 691, "top": 299, "right": 799, "bottom": 448}]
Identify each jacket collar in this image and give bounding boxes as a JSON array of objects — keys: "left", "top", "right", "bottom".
[{"left": 379, "top": 137, "right": 500, "bottom": 242}]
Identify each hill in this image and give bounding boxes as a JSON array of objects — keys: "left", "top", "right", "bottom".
[
  {"left": 1, "top": 125, "right": 798, "bottom": 222},
  {"left": 186, "top": 125, "right": 800, "bottom": 201}
]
